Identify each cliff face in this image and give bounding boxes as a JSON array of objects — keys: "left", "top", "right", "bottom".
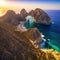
[{"left": 0, "top": 22, "right": 60, "bottom": 60}]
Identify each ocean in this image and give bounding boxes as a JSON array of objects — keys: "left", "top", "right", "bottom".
[
  {"left": 24, "top": 10, "right": 60, "bottom": 51},
  {"left": 42, "top": 10, "right": 60, "bottom": 48}
]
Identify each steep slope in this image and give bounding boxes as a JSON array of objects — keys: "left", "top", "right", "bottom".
[{"left": 0, "top": 10, "right": 20, "bottom": 26}]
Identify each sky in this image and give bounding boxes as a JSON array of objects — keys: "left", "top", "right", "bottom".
[
  {"left": 6, "top": 0, "right": 60, "bottom": 9},
  {"left": 7, "top": 0, "right": 60, "bottom": 2},
  {"left": 0, "top": 0, "right": 60, "bottom": 14}
]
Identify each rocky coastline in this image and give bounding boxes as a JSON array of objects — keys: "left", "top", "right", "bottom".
[{"left": 0, "top": 8, "right": 60, "bottom": 60}]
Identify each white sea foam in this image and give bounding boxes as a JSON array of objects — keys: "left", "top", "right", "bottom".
[
  {"left": 48, "top": 39, "right": 50, "bottom": 41},
  {"left": 52, "top": 22, "right": 54, "bottom": 24},
  {"left": 41, "top": 33, "right": 45, "bottom": 38},
  {"left": 43, "top": 38, "right": 46, "bottom": 42}
]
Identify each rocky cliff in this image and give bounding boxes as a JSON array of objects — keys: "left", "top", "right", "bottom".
[{"left": 0, "top": 22, "right": 60, "bottom": 60}]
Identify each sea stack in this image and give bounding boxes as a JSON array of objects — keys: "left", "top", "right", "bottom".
[{"left": 29, "top": 8, "right": 52, "bottom": 25}]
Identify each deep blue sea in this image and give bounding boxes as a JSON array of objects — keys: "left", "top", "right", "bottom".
[
  {"left": 43, "top": 10, "right": 60, "bottom": 48},
  {"left": 25, "top": 10, "right": 60, "bottom": 51}
]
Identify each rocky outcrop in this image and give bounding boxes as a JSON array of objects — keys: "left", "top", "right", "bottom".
[
  {"left": 29, "top": 10, "right": 35, "bottom": 17},
  {"left": 23, "top": 28, "right": 42, "bottom": 48},
  {"left": 29, "top": 8, "right": 51, "bottom": 25},
  {"left": 20, "top": 9, "right": 28, "bottom": 21}
]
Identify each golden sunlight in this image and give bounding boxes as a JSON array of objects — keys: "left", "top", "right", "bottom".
[
  {"left": 0, "top": 8, "right": 7, "bottom": 16},
  {"left": 0, "top": 0, "right": 8, "bottom": 16},
  {"left": 0, "top": 8, "right": 2, "bottom": 16}
]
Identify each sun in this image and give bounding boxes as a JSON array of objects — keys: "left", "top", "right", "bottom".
[{"left": 0, "top": 0, "right": 7, "bottom": 6}]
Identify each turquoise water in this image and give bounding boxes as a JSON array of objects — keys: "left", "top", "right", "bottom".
[{"left": 24, "top": 10, "right": 60, "bottom": 52}]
